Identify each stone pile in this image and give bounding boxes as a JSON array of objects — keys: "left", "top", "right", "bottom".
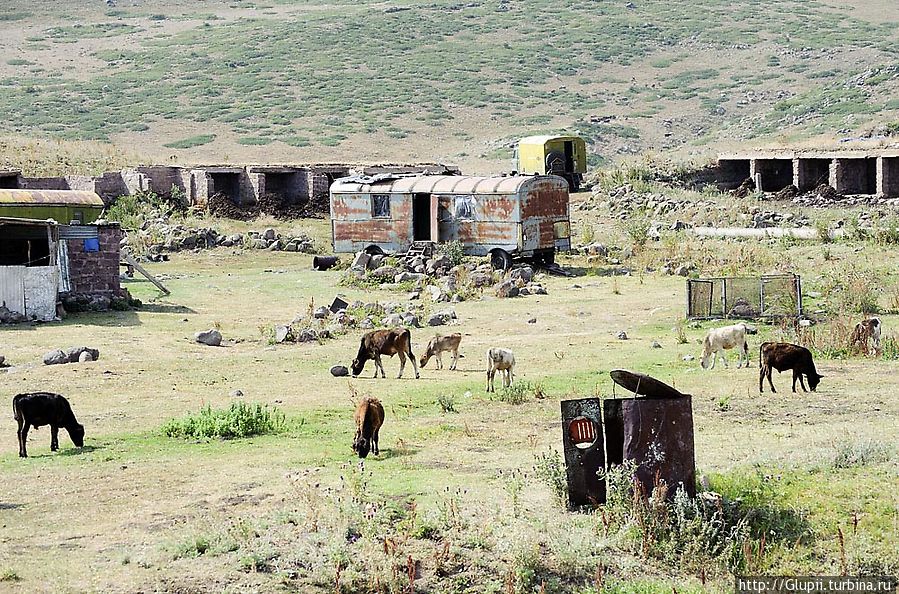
[
  {"left": 0, "top": 305, "right": 27, "bottom": 325},
  {"left": 344, "top": 250, "right": 500, "bottom": 304},
  {"left": 43, "top": 346, "right": 100, "bottom": 365},
  {"left": 125, "top": 222, "right": 316, "bottom": 258},
  {"left": 268, "top": 299, "right": 439, "bottom": 344},
  {"left": 493, "top": 265, "right": 548, "bottom": 298}
]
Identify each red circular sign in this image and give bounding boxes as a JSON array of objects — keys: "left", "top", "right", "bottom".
[{"left": 568, "top": 416, "right": 597, "bottom": 449}]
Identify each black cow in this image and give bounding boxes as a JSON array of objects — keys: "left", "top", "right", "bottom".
[
  {"left": 13, "top": 392, "right": 84, "bottom": 458},
  {"left": 759, "top": 342, "right": 822, "bottom": 393}
]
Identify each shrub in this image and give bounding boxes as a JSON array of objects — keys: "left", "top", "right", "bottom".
[
  {"left": 105, "top": 191, "right": 175, "bottom": 230},
  {"left": 162, "top": 402, "right": 286, "bottom": 439},
  {"left": 873, "top": 216, "right": 899, "bottom": 245},
  {"left": 814, "top": 218, "right": 833, "bottom": 243},
  {"left": 439, "top": 240, "right": 465, "bottom": 266},
  {"left": 533, "top": 449, "right": 567, "bottom": 509},
  {"left": 831, "top": 438, "right": 893, "bottom": 468},
  {"left": 493, "top": 381, "right": 530, "bottom": 405},
  {"left": 436, "top": 393, "right": 457, "bottom": 414},
  {"left": 622, "top": 209, "right": 652, "bottom": 248}
]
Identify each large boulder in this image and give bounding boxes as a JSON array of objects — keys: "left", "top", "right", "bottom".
[
  {"left": 382, "top": 313, "right": 405, "bottom": 327},
  {"left": 43, "top": 349, "right": 68, "bottom": 366},
  {"left": 509, "top": 266, "right": 534, "bottom": 286},
  {"left": 330, "top": 365, "right": 349, "bottom": 377},
  {"left": 494, "top": 279, "right": 519, "bottom": 298},
  {"left": 428, "top": 309, "right": 457, "bottom": 326},
  {"left": 351, "top": 251, "right": 371, "bottom": 270},
  {"left": 195, "top": 329, "right": 223, "bottom": 346},
  {"left": 426, "top": 285, "right": 449, "bottom": 303},
  {"left": 274, "top": 325, "right": 293, "bottom": 343},
  {"left": 469, "top": 272, "right": 493, "bottom": 288},
  {"left": 371, "top": 265, "right": 400, "bottom": 280},
  {"left": 313, "top": 306, "right": 331, "bottom": 319},
  {"left": 66, "top": 346, "right": 100, "bottom": 363},
  {"left": 78, "top": 351, "right": 94, "bottom": 363}
]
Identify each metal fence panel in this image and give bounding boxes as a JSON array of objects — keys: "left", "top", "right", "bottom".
[{"left": 687, "top": 274, "right": 801, "bottom": 319}]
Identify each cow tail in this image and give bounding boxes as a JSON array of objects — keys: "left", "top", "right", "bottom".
[{"left": 758, "top": 343, "right": 763, "bottom": 368}]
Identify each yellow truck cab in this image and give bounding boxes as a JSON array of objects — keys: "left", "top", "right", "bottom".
[{"left": 516, "top": 135, "right": 587, "bottom": 192}]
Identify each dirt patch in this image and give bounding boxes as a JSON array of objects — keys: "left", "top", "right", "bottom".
[{"left": 207, "top": 192, "right": 327, "bottom": 220}]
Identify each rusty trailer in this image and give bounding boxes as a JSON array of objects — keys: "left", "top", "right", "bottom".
[{"left": 329, "top": 174, "right": 571, "bottom": 268}]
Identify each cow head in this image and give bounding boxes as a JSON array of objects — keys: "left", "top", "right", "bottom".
[
  {"left": 351, "top": 357, "right": 366, "bottom": 377},
  {"left": 352, "top": 432, "right": 371, "bottom": 458},
  {"left": 808, "top": 373, "right": 822, "bottom": 392},
  {"left": 69, "top": 423, "right": 85, "bottom": 448}
]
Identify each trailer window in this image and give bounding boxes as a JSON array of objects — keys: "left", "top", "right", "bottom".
[
  {"left": 454, "top": 195, "right": 475, "bottom": 220},
  {"left": 371, "top": 194, "right": 390, "bottom": 218}
]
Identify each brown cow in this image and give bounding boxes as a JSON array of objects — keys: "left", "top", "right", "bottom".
[
  {"left": 352, "top": 328, "right": 420, "bottom": 379},
  {"left": 759, "top": 342, "right": 822, "bottom": 393},
  {"left": 419, "top": 333, "right": 462, "bottom": 370},
  {"left": 352, "top": 397, "right": 384, "bottom": 458}
]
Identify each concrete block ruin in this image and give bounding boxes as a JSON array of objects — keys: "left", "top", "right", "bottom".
[
  {"left": 1, "top": 163, "right": 460, "bottom": 209},
  {"left": 717, "top": 150, "right": 899, "bottom": 197}
]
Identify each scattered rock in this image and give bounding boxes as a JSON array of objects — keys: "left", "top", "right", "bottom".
[
  {"left": 651, "top": 341, "right": 662, "bottom": 349},
  {"left": 383, "top": 313, "right": 405, "bottom": 327},
  {"left": 330, "top": 365, "right": 349, "bottom": 377},
  {"left": 78, "top": 351, "right": 94, "bottom": 363},
  {"left": 195, "top": 329, "right": 222, "bottom": 346},
  {"left": 230, "top": 389, "right": 244, "bottom": 398},
  {"left": 313, "top": 306, "right": 330, "bottom": 319},
  {"left": 297, "top": 328, "right": 318, "bottom": 342},
  {"left": 274, "top": 325, "right": 293, "bottom": 343},
  {"left": 509, "top": 266, "right": 534, "bottom": 285},
  {"left": 494, "top": 279, "right": 519, "bottom": 298},
  {"left": 616, "top": 331, "right": 628, "bottom": 340},
  {"left": 683, "top": 355, "right": 695, "bottom": 361},
  {"left": 67, "top": 346, "right": 100, "bottom": 362},
  {"left": 528, "top": 318, "right": 537, "bottom": 324}
]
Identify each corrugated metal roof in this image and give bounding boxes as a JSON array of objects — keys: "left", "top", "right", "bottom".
[
  {"left": 0, "top": 216, "right": 57, "bottom": 227},
  {"left": 519, "top": 135, "right": 583, "bottom": 146},
  {"left": 331, "top": 174, "right": 563, "bottom": 195},
  {"left": 0, "top": 189, "right": 104, "bottom": 207}
]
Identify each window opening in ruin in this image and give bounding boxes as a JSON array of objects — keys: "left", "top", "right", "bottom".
[
  {"left": 371, "top": 194, "right": 390, "bottom": 218},
  {"left": 454, "top": 195, "right": 475, "bottom": 220}
]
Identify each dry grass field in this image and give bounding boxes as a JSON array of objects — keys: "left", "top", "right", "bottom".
[{"left": 1, "top": 213, "right": 897, "bottom": 593}]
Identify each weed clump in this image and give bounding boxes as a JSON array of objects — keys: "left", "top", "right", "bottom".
[{"left": 162, "top": 401, "right": 286, "bottom": 439}]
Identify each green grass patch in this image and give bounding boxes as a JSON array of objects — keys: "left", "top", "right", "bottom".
[
  {"left": 163, "top": 134, "right": 216, "bottom": 149},
  {"left": 162, "top": 401, "right": 287, "bottom": 440}
]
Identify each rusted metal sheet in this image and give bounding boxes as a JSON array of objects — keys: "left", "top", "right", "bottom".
[
  {"left": 561, "top": 398, "right": 606, "bottom": 507},
  {"left": 604, "top": 371, "right": 696, "bottom": 499},
  {"left": 610, "top": 369, "right": 686, "bottom": 399},
  {"left": 0, "top": 189, "right": 104, "bottom": 207}
]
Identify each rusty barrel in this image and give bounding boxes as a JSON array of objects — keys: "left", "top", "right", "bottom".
[{"left": 312, "top": 255, "right": 339, "bottom": 271}]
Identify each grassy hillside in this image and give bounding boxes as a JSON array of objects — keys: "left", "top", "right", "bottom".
[{"left": 0, "top": 0, "right": 898, "bottom": 171}]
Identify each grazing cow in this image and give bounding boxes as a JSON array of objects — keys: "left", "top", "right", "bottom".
[
  {"left": 352, "top": 396, "right": 384, "bottom": 458},
  {"left": 486, "top": 348, "right": 515, "bottom": 392},
  {"left": 759, "top": 342, "right": 822, "bottom": 393},
  {"left": 352, "top": 328, "right": 420, "bottom": 379},
  {"left": 850, "top": 317, "right": 882, "bottom": 356},
  {"left": 419, "top": 333, "right": 462, "bottom": 370},
  {"left": 700, "top": 323, "right": 750, "bottom": 369},
  {"left": 13, "top": 392, "right": 84, "bottom": 458}
]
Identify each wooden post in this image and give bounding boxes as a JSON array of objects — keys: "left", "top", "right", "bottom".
[{"left": 122, "top": 251, "right": 170, "bottom": 295}]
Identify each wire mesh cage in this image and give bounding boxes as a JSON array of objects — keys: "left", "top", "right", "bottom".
[{"left": 686, "top": 274, "right": 801, "bottom": 319}]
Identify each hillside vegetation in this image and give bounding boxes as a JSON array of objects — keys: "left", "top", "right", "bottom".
[{"left": 0, "top": 0, "right": 898, "bottom": 170}]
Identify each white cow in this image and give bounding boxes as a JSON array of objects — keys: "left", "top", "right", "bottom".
[
  {"left": 486, "top": 348, "right": 515, "bottom": 392},
  {"left": 700, "top": 323, "right": 749, "bottom": 369}
]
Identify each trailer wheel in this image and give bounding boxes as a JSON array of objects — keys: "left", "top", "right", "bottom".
[
  {"left": 490, "top": 249, "right": 512, "bottom": 271},
  {"left": 364, "top": 245, "right": 385, "bottom": 256}
]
